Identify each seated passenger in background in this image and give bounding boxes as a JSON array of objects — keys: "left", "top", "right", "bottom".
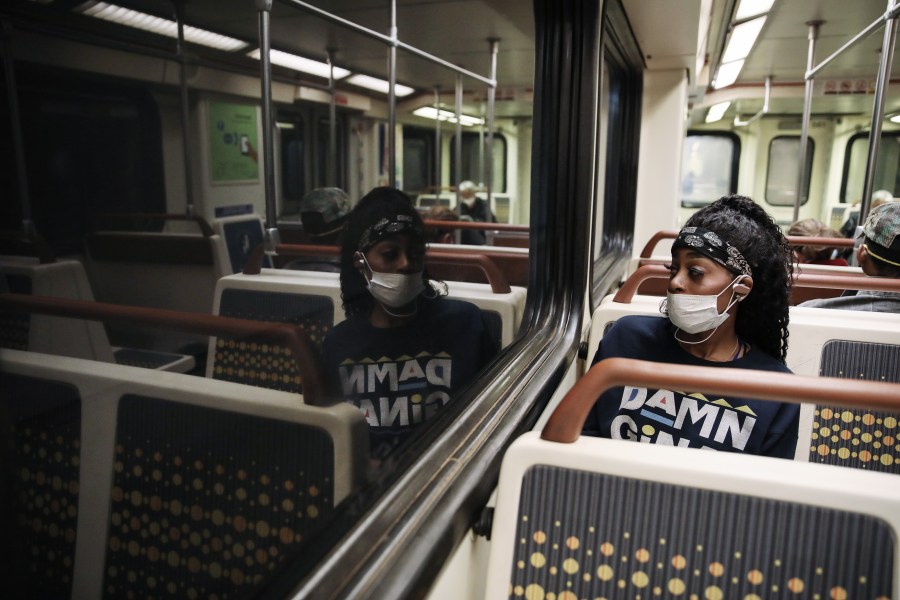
[
  {"left": 322, "top": 187, "right": 498, "bottom": 461},
  {"left": 285, "top": 187, "right": 352, "bottom": 272},
  {"left": 800, "top": 201, "right": 900, "bottom": 313},
  {"left": 458, "top": 180, "right": 496, "bottom": 245},
  {"left": 840, "top": 189, "right": 892, "bottom": 239},
  {"left": 583, "top": 195, "right": 799, "bottom": 458},
  {"left": 787, "top": 218, "right": 849, "bottom": 266},
  {"left": 424, "top": 205, "right": 460, "bottom": 244}
]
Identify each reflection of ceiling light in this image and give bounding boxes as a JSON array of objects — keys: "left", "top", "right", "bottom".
[
  {"left": 890, "top": 115, "right": 900, "bottom": 124},
  {"left": 412, "top": 106, "right": 485, "bottom": 126},
  {"left": 276, "top": 122, "right": 296, "bottom": 129},
  {"left": 735, "top": 0, "right": 775, "bottom": 20},
  {"left": 76, "top": 2, "right": 248, "bottom": 51},
  {"left": 705, "top": 101, "right": 731, "bottom": 123},
  {"left": 721, "top": 16, "right": 766, "bottom": 63},
  {"left": 248, "top": 49, "right": 349, "bottom": 79},
  {"left": 345, "top": 74, "right": 415, "bottom": 97},
  {"left": 713, "top": 60, "right": 744, "bottom": 89}
]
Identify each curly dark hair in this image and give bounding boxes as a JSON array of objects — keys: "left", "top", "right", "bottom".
[
  {"left": 339, "top": 187, "right": 442, "bottom": 319},
  {"left": 685, "top": 194, "right": 793, "bottom": 363}
]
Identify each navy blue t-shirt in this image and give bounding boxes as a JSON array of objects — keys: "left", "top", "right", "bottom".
[
  {"left": 322, "top": 298, "right": 498, "bottom": 455},
  {"left": 583, "top": 315, "right": 799, "bottom": 459}
]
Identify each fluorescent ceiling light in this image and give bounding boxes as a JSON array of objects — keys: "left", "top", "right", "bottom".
[
  {"left": 345, "top": 74, "right": 415, "bottom": 97},
  {"left": 735, "top": 0, "right": 775, "bottom": 20},
  {"left": 76, "top": 2, "right": 248, "bottom": 52},
  {"left": 412, "top": 106, "right": 485, "bottom": 127},
  {"left": 713, "top": 60, "right": 744, "bottom": 89},
  {"left": 890, "top": 115, "right": 900, "bottom": 124},
  {"left": 705, "top": 101, "right": 731, "bottom": 123},
  {"left": 721, "top": 16, "right": 766, "bottom": 63},
  {"left": 247, "top": 48, "right": 349, "bottom": 79}
]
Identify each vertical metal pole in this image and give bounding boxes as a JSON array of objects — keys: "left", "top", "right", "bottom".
[
  {"left": 794, "top": 21, "right": 820, "bottom": 224},
  {"left": 1, "top": 22, "right": 33, "bottom": 236},
  {"left": 256, "top": 0, "right": 279, "bottom": 246},
  {"left": 173, "top": 1, "right": 195, "bottom": 216},
  {"left": 387, "top": 0, "right": 397, "bottom": 188},
  {"left": 327, "top": 48, "right": 337, "bottom": 188},
  {"left": 454, "top": 74, "right": 463, "bottom": 211},
  {"left": 433, "top": 86, "right": 441, "bottom": 193},
  {"left": 861, "top": 1, "right": 898, "bottom": 223},
  {"left": 486, "top": 39, "right": 499, "bottom": 210}
]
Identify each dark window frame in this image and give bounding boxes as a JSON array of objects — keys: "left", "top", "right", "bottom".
[
  {"left": 680, "top": 130, "right": 741, "bottom": 208},
  {"left": 765, "top": 135, "right": 815, "bottom": 207}
]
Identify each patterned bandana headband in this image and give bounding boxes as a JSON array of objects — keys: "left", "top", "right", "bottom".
[
  {"left": 672, "top": 226, "right": 753, "bottom": 277},
  {"left": 358, "top": 214, "right": 424, "bottom": 252}
]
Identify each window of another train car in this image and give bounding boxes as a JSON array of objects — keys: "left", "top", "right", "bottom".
[
  {"left": 680, "top": 132, "right": 740, "bottom": 208},
  {"left": 840, "top": 131, "right": 900, "bottom": 202},
  {"left": 402, "top": 126, "right": 435, "bottom": 195},
  {"left": 449, "top": 132, "right": 507, "bottom": 192},
  {"left": 765, "top": 136, "right": 814, "bottom": 206},
  {"left": 279, "top": 115, "right": 306, "bottom": 213}
]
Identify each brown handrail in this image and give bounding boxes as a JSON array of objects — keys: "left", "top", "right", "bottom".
[
  {"left": 422, "top": 219, "right": 529, "bottom": 233},
  {"left": 613, "top": 263, "right": 900, "bottom": 304},
  {"left": 541, "top": 357, "right": 900, "bottom": 443},
  {"left": 242, "top": 244, "right": 512, "bottom": 292},
  {"left": 93, "top": 213, "right": 215, "bottom": 237},
  {"left": 0, "top": 293, "right": 326, "bottom": 406},
  {"left": 639, "top": 230, "right": 854, "bottom": 258},
  {"left": 426, "top": 251, "right": 511, "bottom": 293}
]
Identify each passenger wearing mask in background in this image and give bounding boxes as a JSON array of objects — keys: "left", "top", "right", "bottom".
[
  {"left": 285, "top": 187, "right": 352, "bottom": 272},
  {"left": 800, "top": 201, "right": 900, "bottom": 313},
  {"left": 582, "top": 195, "right": 799, "bottom": 459},
  {"left": 787, "top": 218, "right": 849, "bottom": 266},
  {"left": 424, "top": 205, "right": 460, "bottom": 244},
  {"left": 322, "top": 187, "right": 498, "bottom": 462},
  {"left": 840, "top": 189, "right": 892, "bottom": 239},
  {"left": 458, "top": 180, "right": 496, "bottom": 245}
]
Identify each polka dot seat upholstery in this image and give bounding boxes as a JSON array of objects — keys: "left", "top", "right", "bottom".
[
  {"left": 0, "top": 349, "right": 368, "bottom": 599},
  {"left": 809, "top": 340, "right": 900, "bottom": 473},
  {"left": 485, "top": 433, "right": 900, "bottom": 600}
]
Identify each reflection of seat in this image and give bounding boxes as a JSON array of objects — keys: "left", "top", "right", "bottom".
[
  {"left": 212, "top": 213, "right": 271, "bottom": 274},
  {"left": 0, "top": 348, "right": 367, "bottom": 599},
  {"left": 808, "top": 340, "right": 900, "bottom": 473}
]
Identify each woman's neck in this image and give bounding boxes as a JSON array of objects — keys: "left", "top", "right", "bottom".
[
  {"left": 369, "top": 301, "right": 418, "bottom": 328},
  {"left": 676, "top": 325, "right": 742, "bottom": 362}
]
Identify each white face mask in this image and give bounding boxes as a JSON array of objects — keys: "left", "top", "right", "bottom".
[
  {"left": 665, "top": 276, "right": 743, "bottom": 337},
  {"left": 360, "top": 255, "right": 425, "bottom": 309}
]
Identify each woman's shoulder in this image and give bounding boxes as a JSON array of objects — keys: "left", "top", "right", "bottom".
[
  {"left": 425, "top": 297, "right": 484, "bottom": 318},
  {"left": 609, "top": 315, "right": 669, "bottom": 336},
  {"left": 740, "top": 348, "right": 792, "bottom": 374}
]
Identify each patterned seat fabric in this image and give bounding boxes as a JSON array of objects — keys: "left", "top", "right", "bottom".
[
  {"left": 1, "top": 373, "right": 81, "bottom": 599},
  {"left": 102, "top": 395, "right": 336, "bottom": 599},
  {"left": 811, "top": 340, "right": 900, "bottom": 472},
  {"left": 211, "top": 289, "right": 333, "bottom": 393},
  {"left": 509, "top": 465, "right": 894, "bottom": 599}
]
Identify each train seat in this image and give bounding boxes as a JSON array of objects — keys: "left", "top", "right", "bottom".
[
  {"left": 0, "top": 348, "right": 367, "bottom": 600},
  {"left": 211, "top": 213, "right": 271, "bottom": 274},
  {"left": 207, "top": 268, "right": 526, "bottom": 393},
  {"left": 0, "top": 257, "right": 192, "bottom": 371},
  {"left": 485, "top": 360, "right": 900, "bottom": 600}
]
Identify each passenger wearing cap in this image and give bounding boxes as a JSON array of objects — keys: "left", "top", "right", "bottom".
[
  {"left": 321, "top": 187, "right": 498, "bottom": 462},
  {"left": 800, "top": 201, "right": 900, "bottom": 313},
  {"left": 583, "top": 195, "right": 799, "bottom": 458},
  {"left": 285, "top": 187, "right": 352, "bottom": 272},
  {"left": 457, "top": 180, "right": 496, "bottom": 245}
]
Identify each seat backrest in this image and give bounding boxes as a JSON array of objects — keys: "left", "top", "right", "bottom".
[
  {"left": 0, "top": 257, "right": 114, "bottom": 362},
  {"left": 0, "top": 348, "right": 367, "bottom": 600},
  {"left": 486, "top": 359, "right": 900, "bottom": 599},
  {"left": 212, "top": 213, "right": 271, "bottom": 274}
]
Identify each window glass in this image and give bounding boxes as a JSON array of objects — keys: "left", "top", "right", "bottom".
[
  {"left": 402, "top": 127, "right": 434, "bottom": 194},
  {"left": 316, "top": 116, "right": 344, "bottom": 189},
  {"left": 450, "top": 131, "right": 507, "bottom": 192},
  {"left": 680, "top": 133, "right": 740, "bottom": 208},
  {"left": 279, "top": 118, "right": 305, "bottom": 206},
  {"left": 841, "top": 132, "right": 900, "bottom": 202},
  {"left": 765, "top": 136, "right": 814, "bottom": 206}
]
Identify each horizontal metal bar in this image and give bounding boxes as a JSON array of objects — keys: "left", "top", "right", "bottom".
[{"left": 277, "top": 0, "right": 494, "bottom": 86}]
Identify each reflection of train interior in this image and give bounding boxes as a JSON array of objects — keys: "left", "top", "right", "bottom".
[{"left": 2, "top": 0, "right": 900, "bottom": 598}]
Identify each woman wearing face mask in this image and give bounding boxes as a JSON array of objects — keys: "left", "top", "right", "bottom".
[
  {"left": 322, "top": 187, "right": 498, "bottom": 460},
  {"left": 582, "top": 195, "right": 799, "bottom": 458}
]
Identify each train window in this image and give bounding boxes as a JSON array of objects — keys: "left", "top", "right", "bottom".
[
  {"left": 765, "top": 136, "right": 814, "bottom": 206},
  {"left": 316, "top": 115, "right": 346, "bottom": 190},
  {"left": 279, "top": 116, "right": 306, "bottom": 211},
  {"left": 0, "top": 68, "right": 165, "bottom": 254},
  {"left": 680, "top": 132, "right": 740, "bottom": 208},
  {"left": 840, "top": 132, "right": 900, "bottom": 203},
  {"left": 449, "top": 131, "right": 507, "bottom": 192},
  {"left": 402, "top": 126, "right": 435, "bottom": 194}
]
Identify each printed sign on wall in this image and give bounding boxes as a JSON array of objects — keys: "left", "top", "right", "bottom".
[{"left": 209, "top": 102, "right": 259, "bottom": 183}]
